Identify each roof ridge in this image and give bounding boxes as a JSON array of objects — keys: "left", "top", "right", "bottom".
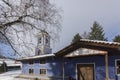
[{"left": 80, "top": 39, "right": 120, "bottom": 45}]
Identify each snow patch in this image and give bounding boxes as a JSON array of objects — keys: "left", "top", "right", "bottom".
[{"left": 0, "top": 70, "right": 26, "bottom": 80}]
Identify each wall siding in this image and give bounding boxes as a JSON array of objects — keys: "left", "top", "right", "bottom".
[
  {"left": 22, "top": 57, "right": 63, "bottom": 78},
  {"left": 21, "top": 55, "right": 120, "bottom": 80},
  {"left": 64, "top": 56, "right": 106, "bottom": 80},
  {"left": 108, "top": 55, "right": 120, "bottom": 80}
]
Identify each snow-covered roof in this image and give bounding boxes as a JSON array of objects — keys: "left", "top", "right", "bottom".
[
  {"left": 18, "top": 39, "right": 120, "bottom": 60},
  {"left": 7, "top": 63, "right": 21, "bottom": 67},
  {"left": 56, "top": 39, "right": 120, "bottom": 56},
  {"left": 18, "top": 54, "right": 55, "bottom": 61},
  {"left": 0, "top": 61, "right": 3, "bottom": 64},
  {"left": 0, "top": 59, "right": 21, "bottom": 67},
  {"left": 80, "top": 39, "right": 120, "bottom": 45}
]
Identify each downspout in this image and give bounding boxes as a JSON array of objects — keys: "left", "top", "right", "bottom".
[{"left": 105, "top": 53, "right": 109, "bottom": 80}]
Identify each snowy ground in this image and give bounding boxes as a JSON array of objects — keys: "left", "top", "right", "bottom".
[{"left": 0, "top": 70, "right": 26, "bottom": 80}]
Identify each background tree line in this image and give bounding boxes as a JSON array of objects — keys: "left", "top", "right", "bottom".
[{"left": 72, "top": 21, "right": 120, "bottom": 44}]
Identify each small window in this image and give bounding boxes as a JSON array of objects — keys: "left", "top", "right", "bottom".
[
  {"left": 46, "top": 37, "right": 49, "bottom": 44},
  {"left": 29, "top": 60, "right": 34, "bottom": 65},
  {"left": 116, "top": 60, "right": 120, "bottom": 74},
  {"left": 38, "top": 50, "right": 41, "bottom": 55},
  {"left": 40, "top": 69, "right": 46, "bottom": 75},
  {"left": 39, "top": 38, "right": 42, "bottom": 43},
  {"left": 40, "top": 59, "right": 46, "bottom": 64},
  {"left": 29, "top": 69, "right": 34, "bottom": 74}
]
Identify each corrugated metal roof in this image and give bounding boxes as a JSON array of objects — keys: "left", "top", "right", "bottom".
[
  {"left": 18, "top": 39, "right": 120, "bottom": 60},
  {"left": 80, "top": 39, "right": 120, "bottom": 46},
  {"left": 55, "top": 39, "right": 120, "bottom": 57}
]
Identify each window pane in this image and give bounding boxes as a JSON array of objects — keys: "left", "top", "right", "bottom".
[
  {"left": 40, "top": 69, "right": 46, "bottom": 75},
  {"left": 29, "top": 60, "right": 34, "bottom": 65},
  {"left": 39, "top": 38, "right": 41, "bottom": 43},
  {"left": 117, "top": 60, "right": 120, "bottom": 74},
  {"left": 46, "top": 37, "right": 48, "bottom": 44},
  {"left": 117, "top": 61, "right": 120, "bottom": 66},
  {"left": 29, "top": 69, "right": 34, "bottom": 74},
  {"left": 38, "top": 50, "right": 41, "bottom": 55},
  {"left": 40, "top": 59, "right": 46, "bottom": 64},
  {"left": 117, "top": 68, "right": 120, "bottom": 74}
]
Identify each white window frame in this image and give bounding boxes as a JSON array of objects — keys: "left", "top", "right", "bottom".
[{"left": 40, "top": 69, "right": 47, "bottom": 75}]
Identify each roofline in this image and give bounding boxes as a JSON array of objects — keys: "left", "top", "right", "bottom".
[
  {"left": 80, "top": 39, "right": 120, "bottom": 45},
  {"left": 18, "top": 54, "right": 55, "bottom": 61},
  {"left": 55, "top": 39, "right": 120, "bottom": 57},
  {"left": 18, "top": 39, "right": 120, "bottom": 60}
]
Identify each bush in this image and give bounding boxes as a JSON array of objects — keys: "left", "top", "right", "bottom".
[{"left": 0, "top": 62, "right": 7, "bottom": 73}]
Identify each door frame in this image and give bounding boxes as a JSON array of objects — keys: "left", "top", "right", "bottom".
[{"left": 76, "top": 63, "right": 96, "bottom": 80}]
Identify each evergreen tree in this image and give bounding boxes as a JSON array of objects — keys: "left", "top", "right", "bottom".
[
  {"left": 113, "top": 35, "right": 120, "bottom": 42},
  {"left": 89, "top": 21, "right": 107, "bottom": 41},
  {"left": 82, "top": 31, "right": 89, "bottom": 39},
  {"left": 71, "top": 33, "right": 82, "bottom": 44},
  {"left": 0, "top": 62, "right": 7, "bottom": 73}
]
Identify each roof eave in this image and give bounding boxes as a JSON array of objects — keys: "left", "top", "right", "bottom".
[
  {"left": 18, "top": 54, "right": 55, "bottom": 61},
  {"left": 55, "top": 39, "right": 120, "bottom": 57}
]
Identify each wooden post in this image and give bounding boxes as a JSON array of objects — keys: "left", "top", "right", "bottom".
[
  {"left": 105, "top": 53, "right": 109, "bottom": 80},
  {"left": 62, "top": 58, "right": 65, "bottom": 80}
]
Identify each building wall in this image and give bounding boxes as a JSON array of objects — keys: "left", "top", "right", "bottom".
[
  {"left": 108, "top": 55, "right": 120, "bottom": 80},
  {"left": 64, "top": 55, "right": 120, "bottom": 80},
  {"left": 21, "top": 55, "right": 120, "bottom": 80},
  {"left": 64, "top": 55, "right": 106, "bottom": 80},
  {"left": 22, "top": 57, "right": 63, "bottom": 78}
]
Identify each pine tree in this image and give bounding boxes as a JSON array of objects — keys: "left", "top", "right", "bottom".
[
  {"left": 89, "top": 21, "right": 107, "bottom": 41},
  {"left": 0, "top": 62, "right": 7, "bottom": 73},
  {"left": 113, "top": 35, "right": 120, "bottom": 42},
  {"left": 82, "top": 31, "right": 89, "bottom": 39},
  {"left": 71, "top": 33, "right": 82, "bottom": 44}
]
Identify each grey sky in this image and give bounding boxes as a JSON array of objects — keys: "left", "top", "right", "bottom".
[{"left": 51, "top": 0, "right": 120, "bottom": 52}]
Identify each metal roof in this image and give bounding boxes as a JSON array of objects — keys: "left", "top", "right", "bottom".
[
  {"left": 55, "top": 39, "right": 120, "bottom": 57},
  {"left": 18, "top": 54, "right": 55, "bottom": 61},
  {"left": 80, "top": 39, "right": 120, "bottom": 46},
  {"left": 18, "top": 39, "right": 120, "bottom": 60}
]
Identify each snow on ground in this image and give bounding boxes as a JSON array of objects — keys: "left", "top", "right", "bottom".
[{"left": 0, "top": 70, "right": 26, "bottom": 80}]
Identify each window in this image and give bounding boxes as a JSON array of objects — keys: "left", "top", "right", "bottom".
[
  {"left": 46, "top": 37, "right": 49, "bottom": 44},
  {"left": 116, "top": 60, "right": 120, "bottom": 74},
  {"left": 40, "top": 59, "right": 46, "bottom": 64},
  {"left": 29, "top": 69, "right": 34, "bottom": 74},
  {"left": 40, "top": 69, "right": 46, "bottom": 75},
  {"left": 39, "top": 38, "right": 42, "bottom": 43},
  {"left": 38, "top": 50, "right": 41, "bottom": 55},
  {"left": 29, "top": 60, "right": 34, "bottom": 65}
]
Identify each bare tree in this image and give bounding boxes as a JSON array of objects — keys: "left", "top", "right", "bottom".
[{"left": 0, "top": 0, "right": 61, "bottom": 58}]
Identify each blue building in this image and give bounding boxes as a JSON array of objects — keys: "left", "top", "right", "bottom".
[{"left": 19, "top": 31, "right": 120, "bottom": 80}]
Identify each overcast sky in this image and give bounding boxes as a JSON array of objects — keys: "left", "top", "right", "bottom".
[{"left": 51, "top": 0, "right": 120, "bottom": 52}]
